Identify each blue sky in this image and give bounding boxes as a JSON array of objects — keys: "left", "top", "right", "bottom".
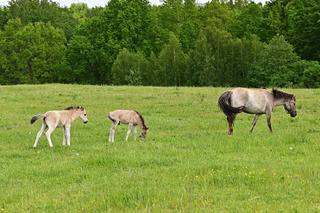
[{"left": 0, "top": 0, "right": 268, "bottom": 8}]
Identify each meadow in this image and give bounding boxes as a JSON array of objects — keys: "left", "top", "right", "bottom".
[{"left": 0, "top": 84, "right": 320, "bottom": 212}]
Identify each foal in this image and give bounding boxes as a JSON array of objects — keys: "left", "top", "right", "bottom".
[
  {"left": 107, "top": 110, "right": 148, "bottom": 143},
  {"left": 31, "top": 106, "right": 88, "bottom": 148},
  {"left": 218, "top": 88, "right": 297, "bottom": 135}
]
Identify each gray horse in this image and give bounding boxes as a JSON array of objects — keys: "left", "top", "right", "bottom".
[{"left": 218, "top": 88, "right": 297, "bottom": 135}]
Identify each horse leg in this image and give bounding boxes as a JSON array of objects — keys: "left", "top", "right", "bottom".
[
  {"left": 45, "top": 126, "right": 55, "bottom": 148},
  {"left": 33, "top": 123, "right": 47, "bottom": 148},
  {"left": 110, "top": 121, "right": 118, "bottom": 143},
  {"left": 133, "top": 126, "right": 138, "bottom": 140},
  {"left": 65, "top": 125, "right": 71, "bottom": 146},
  {"left": 62, "top": 126, "right": 67, "bottom": 146},
  {"left": 108, "top": 125, "right": 113, "bottom": 143},
  {"left": 250, "top": 114, "right": 260, "bottom": 133},
  {"left": 266, "top": 113, "right": 272, "bottom": 133},
  {"left": 125, "top": 123, "right": 133, "bottom": 142},
  {"left": 227, "top": 114, "right": 236, "bottom": 135}
]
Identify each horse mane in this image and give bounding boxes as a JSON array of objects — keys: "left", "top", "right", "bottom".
[
  {"left": 272, "top": 89, "right": 294, "bottom": 100},
  {"left": 64, "top": 106, "right": 84, "bottom": 110},
  {"left": 135, "top": 111, "right": 147, "bottom": 129}
]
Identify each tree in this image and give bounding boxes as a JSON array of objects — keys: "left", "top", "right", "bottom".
[
  {"left": 0, "top": 7, "right": 8, "bottom": 29},
  {"left": 231, "top": 3, "right": 264, "bottom": 39},
  {"left": 157, "top": 33, "right": 188, "bottom": 86},
  {"left": 248, "top": 35, "right": 300, "bottom": 87},
  {"left": 0, "top": 19, "right": 68, "bottom": 84},
  {"left": 290, "top": 0, "right": 320, "bottom": 60},
  {"left": 66, "top": 35, "right": 95, "bottom": 83},
  {"left": 301, "top": 61, "right": 320, "bottom": 88},
  {"left": 7, "top": 0, "right": 77, "bottom": 39},
  {"left": 70, "top": 3, "right": 89, "bottom": 25},
  {"left": 112, "top": 48, "right": 150, "bottom": 85}
]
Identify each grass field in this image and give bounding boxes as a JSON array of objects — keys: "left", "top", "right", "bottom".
[{"left": 1, "top": 84, "right": 320, "bottom": 212}]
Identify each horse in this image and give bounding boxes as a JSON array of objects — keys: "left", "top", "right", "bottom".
[
  {"left": 31, "top": 106, "right": 88, "bottom": 148},
  {"left": 218, "top": 88, "right": 297, "bottom": 135},
  {"left": 107, "top": 110, "right": 148, "bottom": 143}
]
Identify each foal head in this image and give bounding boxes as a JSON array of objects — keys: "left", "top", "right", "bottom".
[
  {"left": 77, "top": 106, "right": 88, "bottom": 123},
  {"left": 65, "top": 106, "right": 88, "bottom": 123},
  {"left": 141, "top": 126, "right": 149, "bottom": 139}
]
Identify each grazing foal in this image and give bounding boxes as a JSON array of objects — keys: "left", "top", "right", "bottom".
[
  {"left": 31, "top": 106, "right": 88, "bottom": 148},
  {"left": 107, "top": 110, "right": 148, "bottom": 143},
  {"left": 218, "top": 88, "right": 297, "bottom": 135}
]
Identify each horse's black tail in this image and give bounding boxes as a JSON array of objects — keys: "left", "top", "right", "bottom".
[
  {"left": 30, "top": 114, "right": 44, "bottom": 124},
  {"left": 218, "top": 91, "right": 243, "bottom": 117},
  {"left": 107, "top": 113, "right": 115, "bottom": 122}
]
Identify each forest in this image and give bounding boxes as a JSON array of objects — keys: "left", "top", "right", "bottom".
[{"left": 0, "top": 0, "right": 319, "bottom": 87}]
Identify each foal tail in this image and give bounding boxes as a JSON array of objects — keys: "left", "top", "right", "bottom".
[
  {"left": 30, "top": 114, "right": 44, "bottom": 124},
  {"left": 218, "top": 91, "right": 243, "bottom": 117},
  {"left": 107, "top": 113, "right": 116, "bottom": 123}
]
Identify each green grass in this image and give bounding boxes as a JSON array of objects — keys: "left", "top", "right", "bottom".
[{"left": 1, "top": 84, "right": 320, "bottom": 212}]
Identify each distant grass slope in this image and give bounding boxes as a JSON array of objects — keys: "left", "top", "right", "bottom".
[{"left": 0, "top": 84, "right": 320, "bottom": 212}]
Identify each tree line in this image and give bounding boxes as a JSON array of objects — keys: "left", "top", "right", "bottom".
[{"left": 0, "top": 0, "right": 319, "bottom": 87}]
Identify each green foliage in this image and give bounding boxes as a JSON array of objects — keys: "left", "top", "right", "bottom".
[
  {"left": 157, "top": 33, "right": 188, "bottom": 86},
  {"left": 231, "top": 3, "right": 264, "bottom": 38},
  {"left": 0, "top": 19, "right": 68, "bottom": 84},
  {"left": 70, "top": 3, "right": 89, "bottom": 25},
  {"left": 112, "top": 48, "right": 150, "bottom": 85},
  {"left": 66, "top": 35, "right": 94, "bottom": 84},
  {"left": 290, "top": 0, "right": 320, "bottom": 60},
  {"left": 248, "top": 35, "right": 300, "bottom": 87},
  {"left": 300, "top": 61, "right": 320, "bottom": 88},
  {"left": 0, "top": 0, "right": 318, "bottom": 87},
  {"left": 7, "top": 0, "right": 77, "bottom": 39}
]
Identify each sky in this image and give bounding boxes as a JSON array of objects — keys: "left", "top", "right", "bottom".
[{"left": 0, "top": 0, "right": 268, "bottom": 8}]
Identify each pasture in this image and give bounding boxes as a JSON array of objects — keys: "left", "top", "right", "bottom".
[{"left": 0, "top": 84, "right": 320, "bottom": 212}]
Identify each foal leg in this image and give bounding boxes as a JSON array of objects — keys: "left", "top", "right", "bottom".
[
  {"left": 45, "top": 126, "right": 55, "bottom": 148},
  {"left": 125, "top": 123, "right": 133, "bottom": 142},
  {"left": 33, "top": 123, "right": 47, "bottom": 148},
  {"left": 62, "top": 126, "right": 67, "bottom": 146},
  {"left": 250, "top": 114, "right": 260, "bottom": 133},
  {"left": 109, "top": 121, "right": 118, "bottom": 143},
  {"left": 133, "top": 126, "right": 138, "bottom": 140},
  {"left": 227, "top": 114, "right": 236, "bottom": 135},
  {"left": 65, "top": 125, "right": 71, "bottom": 146}
]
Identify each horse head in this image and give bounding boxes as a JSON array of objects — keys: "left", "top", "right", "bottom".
[{"left": 284, "top": 96, "right": 297, "bottom": 117}]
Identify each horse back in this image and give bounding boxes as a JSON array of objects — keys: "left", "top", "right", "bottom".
[{"left": 230, "top": 88, "right": 273, "bottom": 113}]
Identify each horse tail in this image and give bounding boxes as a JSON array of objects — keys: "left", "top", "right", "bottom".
[
  {"left": 107, "top": 113, "right": 115, "bottom": 122},
  {"left": 218, "top": 91, "right": 243, "bottom": 117},
  {"left": 30, "top": 114, "right": 44, "bottom": 124}
]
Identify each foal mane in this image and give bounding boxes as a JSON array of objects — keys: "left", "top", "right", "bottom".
[
  {"left": 272, "top": 89, "right": 294, "bottom": 100},
  {"left": 135, "top": 111, "right": 147, "bottom": 129},
  {"left": 64, "top": 106, "right": 84, "bottom": 110}
]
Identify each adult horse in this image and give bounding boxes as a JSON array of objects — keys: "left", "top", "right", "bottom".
[{"left": 218, "top": 88, "right": 297, "bottom": 135}]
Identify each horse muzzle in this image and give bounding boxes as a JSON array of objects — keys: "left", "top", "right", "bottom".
[{"left": 290, "top": 111, "right": 297, "bottom": 117}]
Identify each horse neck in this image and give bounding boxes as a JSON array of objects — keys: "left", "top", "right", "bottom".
[
  {"left": 273, "top": 97, "right": 287, "bottom": 107},
  {"left": 137, "top": 116, "right": 146, "bottom": 129},
  {"left": 68, "top": 110, "right": 79, "bottom": 122}
]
